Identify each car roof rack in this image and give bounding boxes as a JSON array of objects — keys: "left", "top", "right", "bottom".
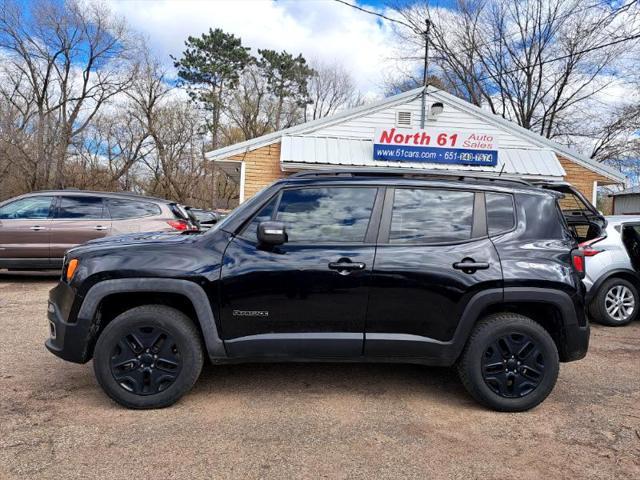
[{"left": 290, "top": 168, "right": 534, "bottom": 187}]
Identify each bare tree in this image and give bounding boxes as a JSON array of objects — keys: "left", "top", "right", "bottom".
[
  {"left": 223, "top": 65, "right": 275, "bottom": 142},
  {"left": 304, "top": 61, "right": 362, "bottom": 121},
  {"left": 0, "top": 0, "right": 136, "bottom": 188},
  {"left": 70, "top": 110, "right": 150, "bottom": 191},
  {"left": 389, "top": 0, "right": 640, "bottom": 139}
]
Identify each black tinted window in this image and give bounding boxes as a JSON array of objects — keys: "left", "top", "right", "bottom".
[
  {"left": 239, "top": 196, "right": 278, "bottom": 241},
  {"left": 0, "top": 196, "right": 53, "bottom": 219},
  {"left": 276, "top": 187, "right": 377, "bottom": 243},
  {"left": 486, "top": 193, "right": 515, "bottom": 235},
  {"left": 390, "top": 189, "right": 474, "bottom": 243},
  {"left": 108, "top": 199, "right": 161, "bottom": 219},
  {"left": 57, "top": 196, "right": 105, "bottom": 219}
]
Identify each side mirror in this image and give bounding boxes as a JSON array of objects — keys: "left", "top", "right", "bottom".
[{"left": 257, "top": 221, "right": 287, "bottom": 246}]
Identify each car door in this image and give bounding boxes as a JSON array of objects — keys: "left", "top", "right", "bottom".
[
  {"left": 220, "top": 185, "right": 383, "bottom": 358},
  {"left": 0, "top": 195, "right": 54, "bottom": 266},
  {"left": 49, "top": 195, "right": 112, "bottom": 260},
  {"left": 364, "top": 187, "right": 504, "bottom": 359}
]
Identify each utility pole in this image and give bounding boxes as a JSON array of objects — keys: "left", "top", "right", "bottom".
[{"left": 420, "top": 18, "right": 431, "bottom": 129}]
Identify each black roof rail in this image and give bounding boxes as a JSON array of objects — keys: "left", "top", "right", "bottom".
[{"left": 290, "top": 168, "right": 533, "bottom": 187}]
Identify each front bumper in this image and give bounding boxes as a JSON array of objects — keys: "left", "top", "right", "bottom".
[{"left": 45, "top": 281, "right": 92, "bottom": 364}]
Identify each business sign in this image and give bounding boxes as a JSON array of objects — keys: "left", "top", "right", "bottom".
[{"left": 373, "top": 127, "right": 498, "bottom": 166}]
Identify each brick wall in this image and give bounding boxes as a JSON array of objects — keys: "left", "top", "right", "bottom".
[
  {"left": 557, "top": 155, "right": 618, "bottom": 211},
  {"left": 228, "top": 142, "right": 284, "bottom": 200}
]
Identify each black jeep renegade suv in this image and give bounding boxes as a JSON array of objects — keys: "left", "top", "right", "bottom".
[{"left": 46, "top": 170, "right": 589, "bottom": 411}]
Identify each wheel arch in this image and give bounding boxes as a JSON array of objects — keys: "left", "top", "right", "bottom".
[
  {"left": 587, "top": 269, "right": 640, "bottom": 305},
  {"left": 78, "top": 278, "right": 226, "bottom": 361},
  {"left": 451, "top": 287, "right": 587, "bottom": 364}
]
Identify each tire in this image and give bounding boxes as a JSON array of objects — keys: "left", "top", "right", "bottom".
[
  {"left": 457, "top": 313, "right": 559, "bottom": 412},
  {"left": 93, "top": 305, "right": 204, "bottom": 409},
  {"left": 590, "top": 277, "right": 638, "bottom": 327}
]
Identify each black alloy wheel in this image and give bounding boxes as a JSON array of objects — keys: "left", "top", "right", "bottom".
[
  {"left": 457, "top": 313, "right": 559, "bottom": 412},
  {"left": 481, "top": 332, "right": 544, "bottom": 398},
  {"left": 93, "top": 305, "right": 204, "bottom": 409},
  {"left": 110, "top": 325, "right": 182, "bottom": 395}
]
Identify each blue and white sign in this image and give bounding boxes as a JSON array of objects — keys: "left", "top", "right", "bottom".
[{"left": 373, "top": 127, "right": 498, "bottom": 166}]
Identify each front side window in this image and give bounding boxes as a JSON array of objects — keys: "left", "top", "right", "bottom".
[
  {"left": 0, "top": 196, "right": 53, "bottom": 219},
  {"left": 390, "top": 188, "right": 474, "bottom": 243},
  {"left": 239, "top": 196, "right": 278, "bottom": 241},
  {"left": 57, "top": 196, "right": 105, "bottom": 219},
  {"left": 107, "top": 199, "right": 162, "bottom": 219},
  {"left": 486, "top": 193, "right": 515, "bottom": 235},
  {"left": 276, "top": 187, "right": 377, "bottom": 243}
]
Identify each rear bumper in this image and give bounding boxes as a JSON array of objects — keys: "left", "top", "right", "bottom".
[{"left": 45, "top": 281, "right": 91, "bottom": 363}]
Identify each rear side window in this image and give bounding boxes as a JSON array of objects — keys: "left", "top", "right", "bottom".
[
  {"left": 486, "top": 193, "right": 515, "bottom": 235},
  {"left": 390, "top": 188, "right": 474, "bottom": 243},
  {"left": 107, "top": 199, "right": 162, "bottom": 219},
  {"left": 276, "top": 187, "right": 377, "bottom": 243},
  {"left": 0, "top": 196, "right": 53, "bottom": 219},
  {"left": 57, "top": 196, "right": 105, "bottom": 219}
]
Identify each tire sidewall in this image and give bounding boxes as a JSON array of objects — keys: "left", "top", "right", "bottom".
[
  {"left": 595, "top": 278, "right": 638, "bottom": 326},
  {"left": 93, "top": 307, "right": 203, "bottom": 409},
  {"left": 462, "top": 318, "right": 559, "bottom": 412}
]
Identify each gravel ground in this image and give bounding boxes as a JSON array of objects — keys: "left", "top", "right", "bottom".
[{"left": 0, "top": 272, "right": 639, "bottom": 479}]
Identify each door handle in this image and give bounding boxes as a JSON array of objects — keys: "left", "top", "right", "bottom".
[
  {"left": 30, "top": 225, "right": 45, "bottom": 231},
  {"left": 328, "top": 260, "right": 366, "bottom": 275},
  {"left": 453, "top": 259, "right": 490, "bottom": 273},
  {"left": 95, "top": 225, "right": 108, "bottom": 231}
]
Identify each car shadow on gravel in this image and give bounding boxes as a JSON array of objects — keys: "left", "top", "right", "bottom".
[{"left": 190, "top": 361, "right": 471, "bottom": 405}]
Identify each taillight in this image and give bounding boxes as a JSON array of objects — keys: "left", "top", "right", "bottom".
[
  {"left": 579, "top": 236, "right": 604, "bottom": 247},
  {"left": 579, "top": 236, "right": 604, "bottom": 257},
  {"left": 571, "top": 249, "right": 585, "bottom": 278},
  {"left": 166, "top": 219, "right": 189, "bottom": 231}
]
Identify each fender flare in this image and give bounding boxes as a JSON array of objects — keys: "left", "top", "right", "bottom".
[
  {"left": 445, "top": 287, "right": 582, "bottom": 364},
  {"left": 78, "top": 278, "right": 226, "bottom": 359}
]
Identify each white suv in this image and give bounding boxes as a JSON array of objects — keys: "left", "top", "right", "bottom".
[{"left": 581, "top": 216, "right": 640, "bottom": 326}]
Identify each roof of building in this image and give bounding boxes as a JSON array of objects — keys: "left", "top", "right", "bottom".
[
  {"left": 609, "top": 185, "right": 640, "bottom": 197},
  {"left": 206, "top": 86, "right": 625, "bottom": 183}
]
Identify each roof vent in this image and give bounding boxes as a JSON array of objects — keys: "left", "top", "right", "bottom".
[{"left": 396, "top": 111, "right": 412, "bottom": 127}]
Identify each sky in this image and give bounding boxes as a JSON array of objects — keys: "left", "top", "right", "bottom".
[{"left": 105, "top": 0, "right": 412, "bottom": 97}]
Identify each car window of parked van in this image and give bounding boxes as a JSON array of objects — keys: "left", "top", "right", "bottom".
[
  {"left": 275, "top": 187, "right": 377, "bottom": 243},
  {"left": 390, "top": 188, "right": 474, "bottom": 243},
  {"left": 107, "top": 199, "right": 162, "bottom": 219},
  {"left": 57, "top": 196, "right": 105, "bottom": 219},
  {"left": 486, "top": 193, "right": 515, "bottom": 235},
  {"left": 0, "top": 196, "right": 53, "bottom": 219}
]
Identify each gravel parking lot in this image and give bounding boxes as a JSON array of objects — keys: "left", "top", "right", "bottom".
[{"left": 0, "top": 273, "right": 639, "bottom": 479}]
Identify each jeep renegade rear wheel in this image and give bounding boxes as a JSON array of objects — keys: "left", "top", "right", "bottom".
[
  {"left": 93, "top": 305, "right": 204, "bottom": 409},
  {"left": 457, "top": 313, "right": 559, "bottom": 412}
]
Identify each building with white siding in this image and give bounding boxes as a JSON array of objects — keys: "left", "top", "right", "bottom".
[
  {"left": 610, "top": 186, "right": 640, "bottom": 215},
  {"left": 206, "top": 86, "right": 624, "bottom": 206}
]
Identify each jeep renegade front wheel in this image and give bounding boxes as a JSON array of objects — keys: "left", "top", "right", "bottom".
[
  {"left": 457, "top": 313, "right": 559, "bottom": 412},
  {"left": 93, "top": 305, "right": 204, "bottom": 409}
]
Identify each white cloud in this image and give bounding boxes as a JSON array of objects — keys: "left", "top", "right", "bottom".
[{"left": 106, "top": 0, "right": 399, "bottom": 96}]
